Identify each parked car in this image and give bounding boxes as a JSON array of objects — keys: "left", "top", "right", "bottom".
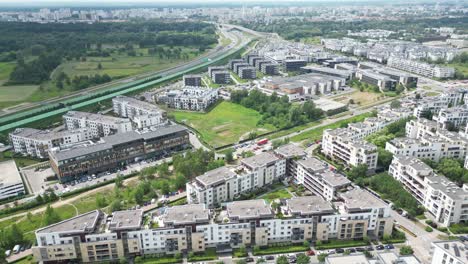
[
  {"left": 265, "top": 256, "right": 274, "bottom": 260},
  {"left": 306, "top": 250, "right": 315, "bottom": 256},
  {"left": 348, "top": 248, "right": 356, "bottom": 253},
  {"left": 245, "top": 257, "right": 254, "bottom": 262},
  {"left": 13, "top": 245, "right": 20, "bottom": 254},
  {"left": 5, "top": 250, "right": 11, "bottom": 257},
  {"left": 376, "top": 245, "right": 385, "bottom": 250},
  {"left": 385, "top": 244, "right": 395, "bottom": 250},
  {"left": 335, "top": 248, "right": 344, "bottom": 254},
  {"left": 366, "top": 246, "right": 374, "bottom": 251},
  {"left": 355, "top": 247, "right": 365, "bottom": 252}
]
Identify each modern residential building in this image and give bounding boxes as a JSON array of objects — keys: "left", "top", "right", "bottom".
[
  {"left": 229, "top": 59, "right": 245, "bottom": 70},
  {"left": 9, "top": 127, "right": 93, "bottom": 159},
  {"left": 186, "top": 152, "right": 286, "bottom": 208},
  {"left": 274, "top": 143, "right": 306, "bottom": 178},
  {"left": 387, "top": 57, "right": 455, "bottom": 78},
  {"left": 322, "top": 128, "right": 378, "bottom": 170},
  {"left": 0, "top": 160, "right": 25, "bottom": 200},
  {"left": 237, "top": 66, "right": 256, "bottom": 79},
  {"left": 283, "top": 59, "right": 307, "bottom": 71},
  {"left": 183, "top": 74, "right": 203, "bottom": 87},
  {"left": 208, "top": 66, "right": 230, "bottom": 84},
  {"left": 49, "top": 125, "right": 189, "bottom": 182},
  {"left": 33, "top": 192, "right": 393, "bottom": 263},
  {"left": 156, "top": 87, "right": 219, "bottom": 112},
  {"left": 431, "top": 241, "right": 468, "bottom": 264},
  {"left": 355, "top": 70, "right": 397, "bottom": 91},
  {"left": 63, "top": 111, "right": 132, "bottom": 138},
  {"left": 301, "top": 65, "right": 353, "bottom": 80},
  {"left": 260, "top": 63, "right": 279, "bottom": 75},
  {"left": 389, "top": 156, "right": 468, "bottom": 226},
  {"left": 112, "top": 95, "right": 167, "bottom": 129},
  {"left": 433, "top": 105, "right": 468, "bottom": 130}
]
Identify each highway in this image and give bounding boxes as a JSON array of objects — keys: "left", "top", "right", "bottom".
[{"left": 0, "top": 24, "right": 255, "bottom": 132}]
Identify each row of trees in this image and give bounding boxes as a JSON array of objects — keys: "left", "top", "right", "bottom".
[
  {"left": 231, "top": 90, "right": 324, "bottom": 129},
  {"left": 69, "top": 73, "right": 112, "bottom": 90},
  {"left": 422, "top": 158, "right": 468, "bottom": 185},
  {"left": 8, "top": 53, "right": 61, "bottom": 84}
]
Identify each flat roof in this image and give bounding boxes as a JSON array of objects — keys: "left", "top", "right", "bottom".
[
  {"left": 377, "top": 252, "right": 421, "bottom": 264},
  {"left": 286, "top": 196, "right": 334, "bottom": 215},
  {"left": 36, "top": 210, "right": 100, "bottom": 234},
  {"left": 241, "top": 152, "right": 279, "bottom": 169},
  {"left": 340, "top": 188, "right": 388, "bottom": 210},
  {"left": 274, "top": 143, "right": 306, "bottom": 158},
  {"left": 196, "top": 166, "right": 237, "bottom": 187},
  {"left": 0, "top": 160, "right": 23, "bottom": 186},
  {"left": 63, "top": 111, "right": 130, "bottom": 124},
  {"left": 326, "top": 254, "right": 370, "bottom": 264},
  {"left": 321, "top": 171, "right": 352, "bottom": 187},
  {"left": 314, "top": 98, "right": 347, "bottom": 112},
  {"left": 163, "top": 204, "right": 210, "bottom": 226},
  {"left": 297, "top": 157, "right": 327, "bottom": 172},
  {"left": 109, "top": 209, "right": 143, "bottom": 231},
  {"left": 113, "top": 95, "right": 164, "bottom": 113},
  {"left": 227, "top": 200, "right": 273, "bottom": 220},
  {"left": 432, "top": 241, "right": 468, "bottom": 263}
]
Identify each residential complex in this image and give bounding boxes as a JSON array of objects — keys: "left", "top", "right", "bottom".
[
  {"left": 63, "top": 111, "right": 133, "bottom": 138},
  {"left": 0, "top": 160, "right": 25, "bottom": 200},
  {"left": 431, "top": 241, "right": 468, "bottom": 264},
  {"left": 33, "top": 189, "right": 393, "bottom": 263},
  {"left": 355, "top": 70, "right": 397, "bottom": 91},
  {"left": 183, "top": 74, "right": 203, "bottom": 87},
  {"left": 112, "top": 95, "right": 167, "bottom": 129},
  {"left": 389, "top": 155, "right": 468, "bottom": 227},
  {"left": 283, "top": 59, "right": 307, "bottom": 72},
  {"left": 208, "top": 66, "right": 230, "bottom": 84},
  {"left": 186, "top": 152, "right": 286, "bottom": 208},
  {"left": 156, "top": 87, "right": 219, "bottom": 111},
  {"left": 433, "top": 105, "right": 468, "bottom": 130},
  {"left": 387, "top": 57, "right": 455, "bottom": 78},
  {"left": 9, "top": 127, "right": 93, "bottom": 159},
  {"left": 49, "top": 125, "right": 190, "bottom": 182}
]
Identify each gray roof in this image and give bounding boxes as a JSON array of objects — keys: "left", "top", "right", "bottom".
[
  {"left": 227, "top": 200, "right": 273, "bottom": 220},
  {"left": 297, "top": 157, "right": 327, "bottom": 172},
  {"left": 241, "top": 152, "right": 280, "bottom": 169},
  {"left": 432, "top": 241, "right": 468, "bottom": 263},
  {"left": 113, "top": 95, "right": 164, "bottom": 113},
  {"left": 163, "top": 204, "right": 210, "bottom": 226},
  {"left": 393, "top": 155, "right": 433, "bottom": 172},
  {"left": 340, "top": 188, "right": 388, "bottom": 210},
  {"left": 36, "top": 210, "right": 100, "bottom": 234},
  {"left": 0, "top": 160, "right": 23, "bottom": 186},
  {"left": 196, "top": 166, "right": 237, "bottom": 187},
  {"left": 286, "top": 196, "right": 334, "bottom": 215},
  {"left": 321, "top": 171, "right": 352, "bottom": 187},
  {"left": 51, "top": 125, "right": 187, "bottom": 161},
  {"left": 64, "top": 111, "right": 130, "bottom": 124},
  {"left": 274, "top": 143, "right": 306, "bottom": 159},
  {"left": 109, "top": 210, "right": 143, "bottom": 231}
]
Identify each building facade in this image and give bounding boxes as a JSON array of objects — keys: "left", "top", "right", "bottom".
[
  {"left": 63, "top": 111, "right": 132, "bottom": 138},
  {"left": 156, "top": 87, "right": 219, "bottom": 112}
]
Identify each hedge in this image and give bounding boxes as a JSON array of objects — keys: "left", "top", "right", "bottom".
[{"left": 315, "top": 239, "right": 369, "bottom": 250}]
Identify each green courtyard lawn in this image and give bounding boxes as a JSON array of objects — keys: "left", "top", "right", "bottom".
[
  {"left": 173, "top": 101, "right": 275, "bottom": 148},
  {"left": 258, "top": 188, "right": 292, "bottom": 203},
  {"left": 253, "top": 244, "right": 309, "bottom": 255}
]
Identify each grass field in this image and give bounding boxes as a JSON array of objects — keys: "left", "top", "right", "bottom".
[
  {"left": 0, "top": 62, "right": 16, "bottom": 80},
  {"left": 0, "top": 83, "right": 40, "bottom": 102},
  {"left": 173, "top": 101, "right": 275, "bottom": 148},
  {"left": 333, "top": 91, "right": 383, "bottom": 107}
]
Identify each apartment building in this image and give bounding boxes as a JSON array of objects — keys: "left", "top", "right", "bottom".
[
  {"left": 283, "top": 59, "right": 307, "bottom": 71},
  {"left": 387, "top": 57, "right": 455, "bottom": 78},
  {"left": 9, "top": 127, "right": 93, "bottom": 159},
  {"left": 413, "top": 98, "right": 451, "bottom": 119},
  {"left": 260, "top": 63, "right": 279, "bottom": 75},
  {"left": 34, "top": 193, "right": 393, "bottom": 263},
  {"left": 208, "top": 66, "right": 230, "bottom": 84},
  {"left": 238, "top": 66, "right": 256, "bottom": 79},
  {"left": 49, "top": 125, "right": 189, "bottom": 182},
  {"left": 183, "top": 74, "right": 203, "bottom": 87},
  {"left": 355, "top": 70, "right": 397, "bottom": 91},
  {"left": 322, "top": 128, "right": 378, "bottom": 170},
  {"left": 433, "top": 106, "right": 468, "bottom": 130},
  {"left": 389, "top": 156, "right": 468, "bottom": 227},
  {"left": 63, "top": 111, "right": 132, "bottom": 138},
  {"left": 156, "top": 87, "right": 219, "bottom": 112},
  {"left": 295, "top": 157, "right": 351, "bottom": 201},
  {"left": 0, "top": 160, "right": 25, "bottom": 200},
  {"left": 301, "top": 66, "right": 353, "bottom": 81},
  {"left": 112, "top": 95, "right": 167, "bottom": 129},
  {"left": 186, "top": 152, "right": 286, "bottom": 208},
  {"left": 274, "top": 143, "right": 306, "bottom": 178},
  {"left": 431, "top": 241, "right": 468, "bottom": 264}
]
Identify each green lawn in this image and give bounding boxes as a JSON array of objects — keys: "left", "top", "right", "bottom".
[
  {"left": 290, "top": 112, "right": 373, "bottom": 143},
  {"left": 448, "top": 62, "right": 468, "bottom": 76},
  {"left": 259, "top": 188, "right": 292, "bottom": 203},
  {"left": 188, "top": 248, "right": 217, "bottom": 262},
  {"left": 315, "top": 239, "right": 369, "bottom": 250},
  {"left": 253, "top": 244, "right": 309, "bottom": 255},
  {"left": 0, "top": 62, "right": 16, "bottom": 80},
  {"left": 173, "top": 101, "right": 275, "bottom": 148},
  {"left": 140, "top": 256, "right": 182, "bottom": 264},
  {"left": 0, "top": 84, "right": 40, "bottom": 102}
]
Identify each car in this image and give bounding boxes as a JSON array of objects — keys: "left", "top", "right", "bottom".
[
  {"left": 335, "top": 248, "right": 344, "bottom": 254},
  {"left": 376, "top": 245, "right": 385, "bottom": 250},
  {"left": 20, "top": 245, "right": 25, "bottom": 252},
  {"left": 328, "top": 250, "right": 336, "bottom": 255},
  {"left": 245, "top": 257, "right": 254, "bottom": 262},
  {"left": 306, "top": 250, "right": 315, "bottom": 256},
  {"left": 265, "top": 256, "right": 274, "bottom": 260},
  {"left": 385, "top": 244, "right": 395, "bottom": 250},
  {"left": 355, "top": 247, "right": 365, "bottom": 252},
  {"left": 348, "top": 248, "right": 356, "bottom": 253},
  {"left": 5, "top": 250, "right": 11, "bottom": 257},
  {"left": 366, "top": 246, "right": 374, "bottom": 251}
]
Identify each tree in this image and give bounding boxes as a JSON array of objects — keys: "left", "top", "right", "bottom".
[
  {"left": 110, "top": 199, "right": 122, "bottom": 212},
  {"left": 236, "top": 260, "right": 246, "bottom": 264},
  {"left": 256, "top": 258, "right": 266, "bottom": 264},
  {"left": 173, "top": 174, "right": 186, "bottom": 190},
  {"left": 115, "top": 175, "right": 124, "bottom": 188},
  {"left": 0, "top": 247, "right": 6, "bottom": 264},
  {"left": 390, "top": 100, "right": 402, "bottom": 109},
  {"left": 400, "top": 245, "right": 414, "bottom": 255},
  {"left": 26, "top": 212, "right": 33, "bottom": 221},
  {"left": 97, "top": 63, "right": 102, "bottom": 70},
  {"left": 134, "top": 187, "right": 144, "bottom": 205},
  {"left": 415, "top": 93, "right": 421, "bottom": 100},
  {"left": 225, "top": 149, "right": 234, "bottom": 163},
  {"left": 377, "top": 149, "right": 394, "bottom": 170},
  {"left": 347, "top": 164, "right": 368, "bottom": 181},
  {"left": 43, "top": 205, "right": 61, "bottom": 226},
  {"left": 276, "top": 256, "right": 289, "bottom": 264},
  {"left": 296, "top": 253, "right": 310, "bottom": 264},
  {"left": 157, "top": 163, "right": 170, "bottom": 178},
  {"left": 317, "top": 254, "right": 328, "bottom": 263},
  {"left": 95, "top": 194, "right": 107, "bottom": 208}
]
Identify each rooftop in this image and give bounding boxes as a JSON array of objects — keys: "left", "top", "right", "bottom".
[
  {"left": 274, "top": 143, "right": 306, "bottom": 159},
  {"left": 64, "top": 111, "right": 130, "bottom": 124},
  {"left": 325, "top": 254, "right": 370, "bottom": 264},
  {"left": 113, "top": 95, "right": 163, "bottom": 113},
  {"left": 36, "top": 210, "right": 100, "bottom": 234},
  {"left": 0, "top": 160, "right": 23, "bottom": 186},
  {"left": 432, "top": 241, "right": 468, "bottom": 263},
  {"left": 196, "top": 166, "right": 237, "bottom": 187},
  {"left": 297, "top": 157, "right": 327, "bottom": 172},
  {"left": 109, "top": 209, "right": 143, "bottom": 231},
  {"left": 286, "top": 196, "right": 334, "bottom": 216},
  {"left": 321, "top": 171, "right": 352, "bottom": 187},
  {"left": 340, "top": 188, "right": 388, "bottom": 210},
  {"left": 313, "top": 98, "right": 347, "bottom": 112},
  {"left": 227, "top": 200, "right": 273, "bottom": 220},
  {"left": 162, "top": 204, "right": 210, "bottom": 226},
  {"left": 241, "top": 152, "right": 280, "bottom": 169}
]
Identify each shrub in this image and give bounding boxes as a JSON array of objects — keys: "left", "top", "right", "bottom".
[
  {"left": 425, "top": 226, "right": 433, "bottom": 232},
  {"left": 400, "top": 246, "right": 414, "bottom": 255}
]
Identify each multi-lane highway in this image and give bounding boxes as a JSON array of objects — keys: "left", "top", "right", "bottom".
[{"left": 0, "top": 24, "right": 255, "bottom": 132}]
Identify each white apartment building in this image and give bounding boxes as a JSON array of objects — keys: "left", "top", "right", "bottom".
[
  {"left": 431, "top": 241, "right": 467, "bottom": 264},
  {"left": 112, "top": 95, "right": 167, "bottom": 129},
  {"left": 433, "top": 106, "right": 468, "bottom": 130},
  {"left": 295, "top": 157, "right": 351, "bottom": 201},
  {"left": 387, "top": 57, "right": 455, "bottom": 78},
  {"left": 156, "top": 87, "right": 219, "bottom": 112},
  {"left": 0, "top": 160, "right": 25, "bottom": 200},
  {"left": 186, "top": 152, "right": 286, "bottom": 208},
  {"left": 9, "top": 127, "right": 93, "bottom": 159},
  {"left": 322, "top": 128, "right": 378, "bottom": 170},
  {"left": 63, "top": 111, "right": 132, "bottom": 138},
  {"left": 389, "top": 156, "right": 468, "bottom": 227},
  {"left": 413, "top": 97, "right": 451, "bottom": 119}
]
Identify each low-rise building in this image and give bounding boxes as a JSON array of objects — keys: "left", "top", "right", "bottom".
[
  {"left": 387, "top": 57, "right": 455, "bottom": 78},
  {"left": 208, "top": 66, "right": 230, "bottom": 84},
  {"left": 112, "top": 95, "right": 167, "bottom": 129},
  {"left": 156, "top": 87, "right": 218, "bottom": 112},
  {"left": 63, "top": 111, "right": 132, "bottom": 138},
  {"left": 0, "top": 160, "right": 25, "bottom": 200},
  {"left": 301, "top": 65, "right": 353, "bottom": 80},
  {"left": 356, "top": 70, "right": 397, "bottom": 91},
  {"left": 431, "top": 240, "right": 468, "bottom": 264},
  {"left": 283, "top": 59, "right": 307, "bottom": 72},
  {"left": 433, "top": 105, "right": 468, "bottom": 130},
  {"left": 10, "top": 127, "right": 93, "bottom": 159},
  {"left": 49, "top": 125, "right": 189, "bottom": 182},
  {"left": 183, "top": 74, "right": 203, "bottom": 87}
]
